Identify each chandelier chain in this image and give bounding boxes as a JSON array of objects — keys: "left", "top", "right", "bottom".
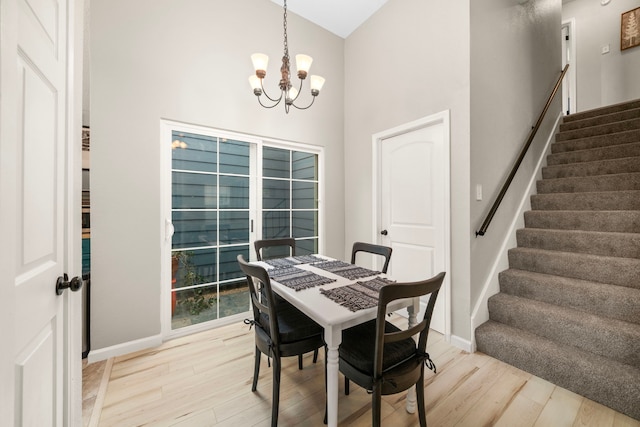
[{"left": 283, "top": 0, "right": 289, "bottom": 60}]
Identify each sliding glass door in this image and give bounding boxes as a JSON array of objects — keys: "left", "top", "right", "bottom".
[
  {"left": 170, "top": 131, "right": 251, "bottom": 330},
  {"left": 166, "top": 124, "right": 321, "bottom": 333}
]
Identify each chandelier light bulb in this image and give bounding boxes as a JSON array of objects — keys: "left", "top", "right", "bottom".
[
  {"left": 288, "top": 86, "right": 299, "bottom": 102},
  {"left": 310, "top": 75, "right": 326, "bottom": 95},
  {"left": 251, "top": 53, "right": 269, "bottom": 77},
  {"left": 248, "top": 75, "right": 262, "bottom": 95},
  {"left": 295, "top": 54, "right": 313, "bottom": 79}
]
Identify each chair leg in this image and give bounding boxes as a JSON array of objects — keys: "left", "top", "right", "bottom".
[
  {"left": 298, "top": 354, "right": 303, "bottom": 370},
  {"left": 345, "top": 377, "right": 350, "bottom": 395},
  {"left": 417, "top": 372, "right": 427, "bottom": 427},
  {"left": 313, "top": 348, "right": 319, "bottom": 363},
  {"left": 251, "top": 347, "right": 261, "bottom": 392},
  {"left": 372, "top": 383, "right": 382, "bottom": 427},
  {"left": 271, "top": 355, "right": 281, "bottom": 427}
]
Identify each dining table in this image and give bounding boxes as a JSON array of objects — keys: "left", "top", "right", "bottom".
[{"left": 254, "top": 254, "right": 421, "bottom": 427}]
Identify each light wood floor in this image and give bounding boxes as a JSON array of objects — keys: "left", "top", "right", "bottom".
[{"left": 83, "top": 316, "right": 640, "bottom": 427}]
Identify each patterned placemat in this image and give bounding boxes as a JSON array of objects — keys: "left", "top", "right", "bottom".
[
  {"left": 264, "top": 255, "right": 325, "bottom": 268},
  {"left": 312, "top": 260, "right": 381, "bottom": 280},
  {"left": 319, "top": 277, "right": 396, "bottom": 311},
  {"left": 268, "top": 266, "right": 336, "bottom": 291}
]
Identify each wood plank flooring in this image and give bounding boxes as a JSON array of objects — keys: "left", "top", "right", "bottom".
[{"left": 83, "top": 316, "right": 640, "bottom": 426}]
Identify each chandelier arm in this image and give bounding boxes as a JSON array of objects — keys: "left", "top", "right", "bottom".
[
  {"left": 259, "top": 79, "right": 284, "bottom": 103},
  {"left": 288, "top": 77, "right": 304, "bottom": 103},
  {"left": 290, "top": 95, "right": 316, "bottom": 110},
  {"left": 257, "top": 94, "right": 283, "bottom": 109}
]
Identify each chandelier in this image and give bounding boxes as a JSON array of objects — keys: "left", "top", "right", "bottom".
[{"left": 248, "top": 0, "right": 325, "bottom": 113}]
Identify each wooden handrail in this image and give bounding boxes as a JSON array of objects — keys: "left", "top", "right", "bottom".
[{"left": 476, "top": 64, "right": 569, "bottom": 237}]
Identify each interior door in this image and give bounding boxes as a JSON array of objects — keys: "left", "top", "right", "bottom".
[
  {"left": 378, "top": 114, "right": 450, "bottom": 334},
  {"left": 0, "top": 0, "right": 82, "bottom": 425},
  {"left": 561, "top": 19, "right": 577, "bottom": 115}
]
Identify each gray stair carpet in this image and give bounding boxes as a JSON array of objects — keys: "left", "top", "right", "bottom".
[{"left": 475, "top": 98, "right": 640, "bottom": 420}]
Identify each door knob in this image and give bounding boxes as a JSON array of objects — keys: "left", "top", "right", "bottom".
[
  {"left": 56, "top": 273, "right": 83, "bottom": 295},
  {"left": 380, "top": 230, "right": 388, "bottom": 236}
]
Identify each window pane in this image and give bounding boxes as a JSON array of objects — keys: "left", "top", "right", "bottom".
[
  {"left": 172, "top": 172, "right": 217, "bottom": 209},
  {"left": 172, "top": 131, "right": 217, "bottom": 172},
  {"left": 219, "top": 175, "right": 249, "bottom": 209},
  {"left": 220, "top": 139, "right": 249, "bottom": 174},
  {"left": 263, "top": 179, "right": 290, "bottom": 209},
  {"left": 263, "top": 211, "right": 290, "bottom": 239},
  {"left": 260, "top": 245, "right": 293, "bottom": 260},
  {"left": 171, "top": 249, "right": 216, "bottom": 289},
  {"left": 172, "top": 284, "right": 218, "bottom": 328},
  {"left": 297, "top": 238, "right": 318, "bottom": 255},
  {"left": 292, "top": 151, "right": 317, "bottom": 180},
  {"left": 219, "top": 279, "right": 250, "bottom": 318},
  {"left": 292, "top": 181, "right": 317, "bottom": 209},
  {"left": 263, "top": 147, "right": 290, "bottom": 178},
  {"left": 219, "top": 246, "right": 248, "bottom": 281},
  {"left": 172, "top": 211, "right": 217, "bottom": 249},
  {"left": 293, "top": 211, "right": 317, "bottom": 238},
  {"left": 219, "top": 211, "right": 249, "bottom": 244}
]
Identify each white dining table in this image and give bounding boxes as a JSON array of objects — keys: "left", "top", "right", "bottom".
[{"left": 255, "top": 255, "right": 420, "bottom": 427}]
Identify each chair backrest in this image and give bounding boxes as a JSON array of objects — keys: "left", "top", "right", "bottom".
[
  {"left": 254, "top": 238, "right": 296, "bottom": 261},
  {"left": 237, "top": 254, "right": 281, "bottom": 348},
  {"left": 374, "top": 272, "right": 445, "bottom": 381},
  {"left": 351, "top": 242, "right": 392, "bottom": 273}
]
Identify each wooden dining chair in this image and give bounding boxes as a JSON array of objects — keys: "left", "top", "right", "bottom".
[
  {"left": 237, "top": 255, "right": 326, "bottom": 427},
  {"left": 351, "top": 242, "right": 392, "bottom": 274},
  {"left": 338, "top": 272, "right": 446, "bottom": 427},
  {"left": 254, "top": 237, "right": 319, "bottom": 368},
  {"left": 255, "top": 237, "right": 296, "bottom": 261},
  {"left": 344, "top": 241, "right": 394, "bottom": 394}
]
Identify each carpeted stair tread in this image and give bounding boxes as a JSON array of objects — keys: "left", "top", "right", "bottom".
[
  {"left": 551, "top": 128, "right": 640, "bottom": 153},
  {"left": 507, "top": 247, "right": 640, "bottom": 289},
  {"left": 562, "top": 98, "right": 640, "bottom": 123},
  {"left": 560, "top": 107, "right": 640, "bottom": 132},
  {"left": 499, "top": 269, "right": 640, "bottom": 325},
  {"left": 487, "top": 293, "right": 640, "bottom": 368},
  {"left": 531, "top": 190, "right": 640, "bottom": 210},
  {"left": 515, "top": 228, "right": 640, "bottom": 258},
  {"left": 546, "top": 141, "right": 640, "bottom": 165},
  {"left": 542, "top": 156, "right": 640, "bottom": 179},
  {"left": 477, "top": 98, "right": 640, "bottom": 421},
  {"left": 537, "top": 172, "right": 640, "bottom": 193},
  {"left": 475, "top": 320, "right": 640, "bottom": 420},
  {"left": 555, "top": 117, "right": 640, "bottom": 142},
  {"left": 523, "top": 210, "right": 640, "bottom": 233}
]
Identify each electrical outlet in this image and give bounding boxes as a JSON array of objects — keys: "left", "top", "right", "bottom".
[{"left": 602, "top": 44, "right": 610, "bottom": 54}]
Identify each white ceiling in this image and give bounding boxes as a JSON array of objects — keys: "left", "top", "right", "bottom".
[{"left": 270, "top": 0, "right": 388, "bottom": 39}]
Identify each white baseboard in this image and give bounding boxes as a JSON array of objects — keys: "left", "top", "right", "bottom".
[
  {"left": 87, "top": 334, "right": 163, "bottom": 364},
  {"left": 450, "top": 334, "right": 473, "bottom": 353},
  {"left": 469, "top": 112, "right": 563, "bottom": 353}
]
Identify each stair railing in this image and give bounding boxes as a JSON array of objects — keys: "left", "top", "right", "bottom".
[{"left": 475, "top": 64, "right": 569, "bottom": 237}]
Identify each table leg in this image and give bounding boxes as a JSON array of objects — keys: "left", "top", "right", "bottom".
[
  {"left": 405, "top": 299, "right": 420, "bottom": 414},
  {"left": 324, "top": 325, "right": 341, "bottom": 427}
]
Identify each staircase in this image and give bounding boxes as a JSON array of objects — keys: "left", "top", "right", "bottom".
[{"left": 475, "top": 99, "right": 640, "bottom": 420}]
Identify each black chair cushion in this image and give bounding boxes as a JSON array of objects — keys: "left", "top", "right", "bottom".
[
  {"left": 339, "top": 319, "right": 416, "bottom": 374},
  {"left": 259, "top": 302, "right": 323, "bottom": 343}
]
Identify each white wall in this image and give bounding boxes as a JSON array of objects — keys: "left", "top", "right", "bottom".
[
  {"left": 344, "top": 0, "right": 472, "bottom": 342},
  {"left": 563, "top": 0, "right": 640, "bottom": 111},
  {"left": 469, "top": 0, "right": 562, "bottom": 337},
  {"left": 90, "top": 0, "right": 344, "bottom": 352}
]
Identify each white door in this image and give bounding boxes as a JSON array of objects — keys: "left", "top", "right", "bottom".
[
  {"left": 562, "top": 19, "right": 577, "bottom": 115},
  {"left": 0, "top": 0, "right": 83, "bottom": 425},
  {"left": 376, "top": 112, "right": 450, "bottom": 335}
]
